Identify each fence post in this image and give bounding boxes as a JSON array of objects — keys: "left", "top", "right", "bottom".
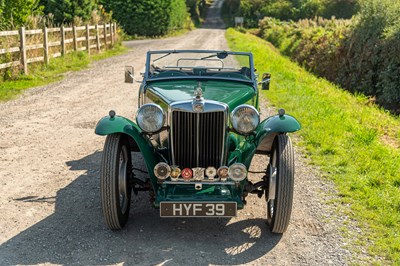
[
  {"left": 19, "top": 27, "right": 28, "bottom": 74},
  {"left": 103, "top": 23, "right": 107, "bottom": 48},
  {"left": 110, "top": 23, "right": 114, "bottom": 46},
  {"left": 61, "top": 26, "right": 65, "bottom": 56},
  {"left": 95, "top": 24, "right": 100, "bottom": 51},
  {"left": 114, "top": 23, "right": 117, "bottom": 43},
  {"left": 86, "top": 24, "right": 90, "bottom": 56},
  {"left": 43, "top": 27, "right": 49, "bottom": 65},
  {"left": 73, "top": 26, "right": 77, "bottom": 51}
]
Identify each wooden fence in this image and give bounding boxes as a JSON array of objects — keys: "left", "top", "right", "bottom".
[{"left": 0, "top": 22, "right": 117, "bottom": 74}]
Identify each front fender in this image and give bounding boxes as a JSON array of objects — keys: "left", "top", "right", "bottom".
[
  {"left": 255, "top": 114, "right": 301, "bottom": 153},
  {"left": 95, "top": 115, "right": 160, "bottom": 189}
]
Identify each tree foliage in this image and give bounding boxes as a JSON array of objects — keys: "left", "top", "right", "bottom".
[
  {"left": 41, "top": 0, "right": 97, "bottom": 25},
  {"left": 223, "top": 0, "right": 358, "bottom": 27},
  {"left": 258, "top": 0, "right": 400, "bottom": 113},
  {"left": 340, "top": 0, "right": 400, "bottom": 111},
  {"left": 0, "top": 0, "right": 42, "bottom": 29},
  {"left": 186, "top": 0, "right": 208, "bottom": 26},
  {"left": 102, "top": 0, "right": 189, "bottom": 36}
]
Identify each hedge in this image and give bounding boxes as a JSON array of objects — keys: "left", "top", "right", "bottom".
[
  {"left": 102, "top": 0, "right": 189, "bottom": 36},
  {"left": 258, "top": 0, "right": 400, "bottom": 114}
]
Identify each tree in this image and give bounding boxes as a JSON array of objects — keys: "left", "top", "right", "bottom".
[
  {"left": 42, "top": 0, "right": 97, "bottom": 24},
  {"left": 102, "top": 0, "right": 189, "bottom": 36},
  {"left": 0, "top": 0, "right": 42, "bottom": 29}
]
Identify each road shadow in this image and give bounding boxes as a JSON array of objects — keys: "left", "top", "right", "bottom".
[
  {"left": 0, "top": 151, "right": 281, "bottom": 265},
  {"left": 202, "top": 0, "right": 226, "bottom": 29}
]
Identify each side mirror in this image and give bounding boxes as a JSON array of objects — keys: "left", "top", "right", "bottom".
[
  {"left": 260, "top": 73, "right": 271, "bottom": 90},
  {"left": 125, "top": 66, "right": 134, "bottom": 83}
]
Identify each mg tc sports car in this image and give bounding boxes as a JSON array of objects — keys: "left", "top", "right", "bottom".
[{"left": 95, "top": 50, "right": 301, "bottom": 233}]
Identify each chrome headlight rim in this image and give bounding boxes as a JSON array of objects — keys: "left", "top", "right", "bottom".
[
  {"left": 136, "top": 103, "right": 165, "bottom": 133},
  {"left": 231, "top": 104, "right": 260, "bottom": 135}
]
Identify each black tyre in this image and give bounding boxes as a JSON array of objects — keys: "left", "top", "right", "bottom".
[
  {"left": 266, "top": 134, "right": 294, "bottom": 233},
  {"left": 100, "top": 133, "right": 132, "bottom": 230}
]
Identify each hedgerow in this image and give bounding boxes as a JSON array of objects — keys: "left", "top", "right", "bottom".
[
  {"left": 186, "top": 0, "right": 208, "bottom": 26},
  {"left": 257, "top": 0, "right": 400, "bottom": 114},
  {"left": 101, "top": 0, "right": 190, "bottom": 37},
  {"left": 259, "top": 17, "right": 350, "bottom": 87},
  {"left": 222, "top": 0, "right": 358, "bottom": 27}
]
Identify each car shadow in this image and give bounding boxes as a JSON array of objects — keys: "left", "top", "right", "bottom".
[{"left": 0, "top": 151, "right": 282, "bottom": 265}]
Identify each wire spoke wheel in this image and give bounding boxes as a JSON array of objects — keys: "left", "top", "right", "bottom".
[{"left": 266, "top": 134, "right": 294, "bottom": 233}]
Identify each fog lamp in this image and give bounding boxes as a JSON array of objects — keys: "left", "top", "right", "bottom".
[
  {"left": 228, "top": 163, "right": 247, "bottom": 182},
  {"left": 154, "top": 162, "right": 170, "bottom": 180}
]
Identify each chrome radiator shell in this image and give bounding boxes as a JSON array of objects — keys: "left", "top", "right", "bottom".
[{"left": 169, "top": 100, "right": 229, "bottom": 169}]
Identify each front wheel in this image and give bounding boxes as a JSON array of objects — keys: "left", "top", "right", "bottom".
[
  {"left": 266, "top": 134, "right": 294, "bottom": 233},
  {"left": 100, "top": 133, "right": 132, "bottom": 230}
]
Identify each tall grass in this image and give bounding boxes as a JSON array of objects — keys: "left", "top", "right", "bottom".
[
  {"left": 226, "top": 29, "right": 400, "bottom": 264},
  {"left": 0, "top": 44, "right": 127, "bottom": 101}
]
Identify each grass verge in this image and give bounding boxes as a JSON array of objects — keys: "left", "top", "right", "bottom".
[
  {"left": 0, "top": 44, "right": 128, "bottom": 102},
  {"left": 226, "top": 28, "right": 400, "bottom": 264}
]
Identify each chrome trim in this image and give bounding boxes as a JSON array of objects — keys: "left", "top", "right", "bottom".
[
  {"left": 268, "top": 166, "right": 277, "bottom": 202},
  {"left": 163, "top": 181, "right": 236, "bottom": 186},
  {"left": 169, "top": 100, "right": 229, "bottom": 168},
  {"left": 136, "top": 103, "right": 165, "bottom": 133},
  {"left": 231, "top": 104, "right": 260, "bottom": 135}
]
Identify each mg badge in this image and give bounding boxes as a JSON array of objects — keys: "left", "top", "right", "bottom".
[
  {"left": 193, "top": 102, "right": 204, "bottom": 112},
  {"left": 192, "top": 167, "right": 205, "bottom": 181}
]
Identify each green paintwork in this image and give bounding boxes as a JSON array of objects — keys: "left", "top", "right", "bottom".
[
  {"left": 255, "top": 114, "right": 301, "bottom": 145},
  {"left": 146, "top": 80, "right": 257, "bottom": 110},
  {"left": 95, "top": 115, "right": 161, "bottom": 190},
  {"left": 96, "top": 72, "right": 301, "bottom": 210},
  {"left": 227, "top": 114, "right": 301, "bottom": 168}
]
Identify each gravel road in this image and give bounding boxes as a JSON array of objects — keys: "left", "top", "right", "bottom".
[{"left": 0, "top": 1, "right": 351, "bottom": 265}]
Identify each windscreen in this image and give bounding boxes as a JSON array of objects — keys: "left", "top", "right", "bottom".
[{"left": 147, "top": 51, "right": 252, "bottom": 81}]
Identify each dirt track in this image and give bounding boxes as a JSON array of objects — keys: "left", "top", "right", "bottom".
[{"left": 0, "top": 1, "right": 351, "bottom": 265}]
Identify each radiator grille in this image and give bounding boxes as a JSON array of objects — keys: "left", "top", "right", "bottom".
[{"left": 171, "top": 111, "right": 225, "bottom": 169}]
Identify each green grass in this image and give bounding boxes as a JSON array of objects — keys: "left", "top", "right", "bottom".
[
  {"left": 0, "top": 44, "right": 128, "bottom": 101},
  {"left": 226, "top": 28, "right": 400, "bottom": 264}
]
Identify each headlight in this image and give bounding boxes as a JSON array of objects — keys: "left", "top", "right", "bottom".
[
  {"left": 136, "top": 103, "right": 165, "bottom": 133},
  {"left": 231, "top": 105, "right": 260, "bottom": 135}
]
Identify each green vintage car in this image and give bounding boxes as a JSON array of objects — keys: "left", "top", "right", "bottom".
[{"left": 95, "top": 50, "right": 301, "bottom": 233}]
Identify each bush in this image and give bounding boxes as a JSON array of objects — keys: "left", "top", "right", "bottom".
[
  {"left": 186, "top": 0, "right": 208, "bottom": 26},
  {"left": 221, "top": 0, "right": 240, "bottom": 27},
  {"left": 257, "top": 0, "right": 400, "bottom": 113},
  {"left": 102, "top": 0, "right": 189, "bottom": 37},
  {"left": 339, "top": 0, "right": 400, "bottom": 112},
  {"left": 222, "top": 0, "right": 359, "bottom": 28},
  {"left": 42, "top": 0, "right": 96, "bottom": 25},
  {"left": 323, "top": 0, "right": 359, "bottom": 19},
  {"left": 259, "top": 17, "right": 350, "bottom": 81},
  {"left": 0, "top": 0, "right": 42, "bottom": 29}
]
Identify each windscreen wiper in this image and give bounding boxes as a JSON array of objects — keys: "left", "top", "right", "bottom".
[
  {"left": 200, "top": 51, "right": 228, "bottom": 60},
  {"left": 153, "top": 52, "right": 171, "bottom": 62}
]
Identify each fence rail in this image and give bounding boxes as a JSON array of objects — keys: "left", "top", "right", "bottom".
[{"left": 0, "top": 22, "right": 117, "bottom": 74}]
